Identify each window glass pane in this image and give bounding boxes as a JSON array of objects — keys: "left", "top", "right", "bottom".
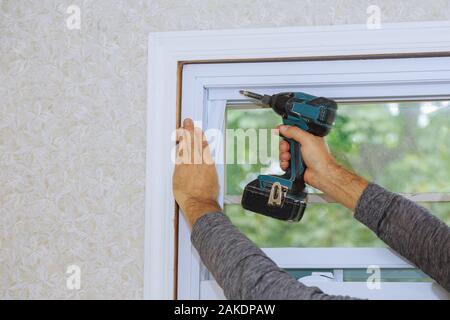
[
  {"left": 226, "top": 100, "right": 450, "bottom": 195},
  {"left": 285, "top": 268, "right": 431, "bottom": 282},
  {"left": 225, "top": 203, "right": 383, "bottom": 247},
  {"left": 225, "top": 101, "right": 450, "bottom": 248},
  {"left": 342, "top": 268, "right": 431, "bottom": 282},
  {"left": 329, "top": 101, "right": 450, "bottom": 193},
  {"left": 226, "top": 202, "right": 449, "bottom": 247},
  {"left": 226, "top": 108, "right": 281, "bottom": 196},
  {"left": 286, "top": 269, "right": 333, "bottom": 280}
]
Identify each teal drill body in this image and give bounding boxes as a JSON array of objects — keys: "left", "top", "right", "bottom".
[{"left": 240, "top": 90, "right": 337, "bottom": 222}]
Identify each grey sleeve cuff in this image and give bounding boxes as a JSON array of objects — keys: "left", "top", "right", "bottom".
[
  {"left": 353, "top": 182, "right": 450, "bottom": 291},
  {"left": 354, "top": 183, "right": 397, "bottom": 233},
  {"left": 190, "top": 211, "right": 357, "bottom": 300},
  {"left": 190, "top": 211, "right": 271, "bottom": 299},
  {"left": 191, "top": 211, "right": 237, "bottom": 255}
]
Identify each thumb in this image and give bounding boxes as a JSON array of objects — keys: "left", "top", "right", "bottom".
[{"left": 278, "top": 125, "right": 310, "bottom": 143}]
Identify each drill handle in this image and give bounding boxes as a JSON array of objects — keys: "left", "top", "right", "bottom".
[{"left": 285, "top": 138, "right": 306, "bottom": 193}]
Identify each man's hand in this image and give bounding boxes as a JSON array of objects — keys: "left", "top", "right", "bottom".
[
  {"left": 173, "top": 119, "right": 222, "bottom": 228},
  {"left": 278, "top": 125, "right": 337, "bottom": 189},
  {"left": 278, "top": 125, "right": 368, "bottom": 211}
]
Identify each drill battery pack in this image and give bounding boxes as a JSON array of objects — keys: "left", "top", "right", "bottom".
[{"left": 241, "top": 179, "right": 307, "bottom": 222}]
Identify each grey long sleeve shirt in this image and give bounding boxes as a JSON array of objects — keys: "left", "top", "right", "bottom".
[{"left": 191, "top": 183, "right": 450, "bottom": 299}]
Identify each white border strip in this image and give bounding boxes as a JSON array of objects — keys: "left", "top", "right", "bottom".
[{"left": 145, "top": 21, "right": 450, "bottom": 299}]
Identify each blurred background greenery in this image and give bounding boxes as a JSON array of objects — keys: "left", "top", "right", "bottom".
[{"left": 225, "top": 101, "right": 450, "bottom": 248}]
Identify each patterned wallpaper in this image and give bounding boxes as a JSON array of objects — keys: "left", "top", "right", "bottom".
[{"left": 0, "top": 0, "right": 449, "bottom": 299}]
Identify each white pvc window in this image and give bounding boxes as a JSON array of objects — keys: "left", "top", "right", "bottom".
[{"left": 178, "top": 57, "right": 450, "bottom": 300}]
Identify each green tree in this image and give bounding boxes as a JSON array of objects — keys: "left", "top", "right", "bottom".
[{"left": 225, "top": 101, "right": 450, "bottom": 248}]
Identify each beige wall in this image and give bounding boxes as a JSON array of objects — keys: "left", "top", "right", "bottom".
[{"left": 0, "top": 0, "right": 449, "bottom": 299}]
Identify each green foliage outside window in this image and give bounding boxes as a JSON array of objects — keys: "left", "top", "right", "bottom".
[{"left": 225, "top": 101, "right": 450, "bottom": 247}]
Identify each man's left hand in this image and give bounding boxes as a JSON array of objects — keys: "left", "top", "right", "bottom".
[{"left": 173, "top": 119, "right": 222, "bottom": 228}]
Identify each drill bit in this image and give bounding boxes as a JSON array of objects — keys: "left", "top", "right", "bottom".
[{"left": 239, "top": 90, "right": 264, "bottom": 101}]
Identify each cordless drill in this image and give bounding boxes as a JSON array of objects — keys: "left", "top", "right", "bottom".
[{"left": 239, "top": 90, "right": 337, "bottom": 222}]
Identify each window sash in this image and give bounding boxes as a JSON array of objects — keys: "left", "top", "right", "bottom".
[
  {"left": 200, "top": 279, "right": 450, "bottom": 300},
  {"left": 178, "top": 57, "right": 450, "bottom": 300}
]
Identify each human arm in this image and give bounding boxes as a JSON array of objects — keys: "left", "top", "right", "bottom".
[
  {"left": 279, "top": 125, "right": 450, "bottom": 291},
  {"left": 354, "top": 183, "right": 450, "bottom": 291},
  {"left": 278, "top": 125, "right": 368, "bottom": 210},
  {"left": 192, "top": 211, "right": 355, "bottom": 299},
  {"left": 173, "top": 119, "right": 357, "bottom": 299}
]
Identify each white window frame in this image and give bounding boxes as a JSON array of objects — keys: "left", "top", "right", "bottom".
[
  {"left": 179, "top": 58, "right": 450, "bottom": 300},
  {"left": 145, "top": 21, "right": 450, "bottom": 300}
]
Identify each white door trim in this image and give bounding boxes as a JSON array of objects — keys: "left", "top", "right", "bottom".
[{"left": 145, "top": 21, "right": 450, "bottom": 299}]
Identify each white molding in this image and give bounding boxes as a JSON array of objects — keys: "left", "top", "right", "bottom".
[
  {"left": 200, "top": 280, "right": 450, "bottom": 300},
  {"left": 144, "top": 21, "right": 450, "bottom": 299},
  {"left": 262, "top": 248, "right": 413, "bottom": 269}
]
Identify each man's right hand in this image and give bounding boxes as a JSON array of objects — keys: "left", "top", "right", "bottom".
[
  {"left": 278, "top": 125, "right": 369, "bottom": 211},
  {"left": 278, "top": 125, "right": 338, "bottom": 190}
]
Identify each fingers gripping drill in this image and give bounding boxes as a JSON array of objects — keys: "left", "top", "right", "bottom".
[{"left": 239, "top": 90, "right": 338, "bottom": 222}]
